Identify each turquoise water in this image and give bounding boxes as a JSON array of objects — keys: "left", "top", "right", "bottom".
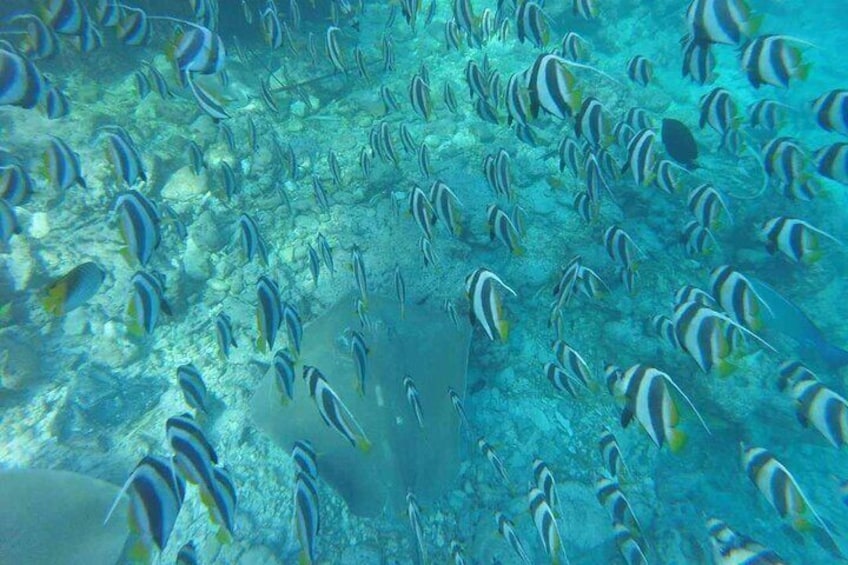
[{"left": 1, "top": 0, "right": 848, "bottom": 563}]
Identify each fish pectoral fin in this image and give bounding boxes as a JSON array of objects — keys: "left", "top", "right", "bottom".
[{"left": 41, "top": 283, "right": 66, "bottom": 315}]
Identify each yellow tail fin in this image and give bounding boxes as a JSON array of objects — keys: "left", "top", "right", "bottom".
[
  {"left": 357, "top": 437, "right": 372, "bottom": 453},
  {"left": 669, "top": 429, "right": 687, "bottom": 453}
]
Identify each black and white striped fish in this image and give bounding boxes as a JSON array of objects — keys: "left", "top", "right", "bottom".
[
  {"left": 515, "top": 1, "right": 549, "bottom": 48},
  {"left": 626, "top": 56, "right": 652, "bottom": 87},
  {"left": 495, "top": 512, "right": 532, "bottom": 565},
  {"left": 349, "top": 330, "right": 369, "bottom": 396},
  {"left": 448, "top": 387, "right": 472, "bottom": 437},
  {"left": 0, "top": 161, "right": 32, "bottom": 206},
  {"left": 760, "top": 216, "right": 841, "bottom": 264},
  {"left": 104, "top": 455, "right": 185, "bottom": 561},
  {"left": 622, "top": 129, "right": 656, "bottom": 186},
  {"left": 748, "top": 99, "right": 787, "bottom": 131},
  {"left": 45, "top": 136, "right": 85, "bottom": 190},
  {"left": 408, "top": 73, "right": 431, "bottom": 120},
  {"left": 528, "top": 486, "right": 565, "bottom": 563},
  {"left": 604, "top": 225, "right": 643, "bottom": 272},
  {"left": 741, "top": 444, "right": 835, "bottom": 539},
  {"left": 561, "top": 31, "right": 588, "bottom": 61},
  {"left": 409, "top": 185, "right": 435, "bottom": 240},
  {"left": 465, "top": 267, "right": 517, "bottom": 341},
  {"left": 741, "top": 35, "right": 809, "bottom": 89},
  {"left": 115, "top": 6, "right": 149, "bottom": 45},
  {"left": 610, "top": 364, "right": 709, "bottom": 451},
  {"left": 303, "top": 365, "right": 371, "bottom": 451},
  {"left": 685, "top": 0, "right": 760, "bottom": 45},
  {"left": 273, "top": 348, "right": 296, "bottom": 403},
  {"left": 186, "top": 73, "right": 229, "bottom": 121},
  {"left": 166, "top": 412, "right": 218, "bottom": 496},
  {"left": 172, "top": 25, "right": 225, "bottom": 85},
  {"left": 599, "top": 429, "right": 626, "bottom": 477},
  {"left": 429, "top": 180, "right": 462, "bottom": 237},
  {"left": 325, "top": 26, "right": 345, "bottom": 73},
  {"left": 256, "top": 275, "right": 282, "bottom": 353},
  {"left": 596, "top": 475, "right": 642, "bottom": 534},
  {"left": 294, "top": 470, "right": 319, "bottom": 564},
  {"left": 478, "top": 437, "right": 510, "bottom": 485},
  {"left": 404, "top": 375, "right": 425, "bottom": 429},
  {"left": 532, "top": 459, "right": 560, "bottom": 513},
  {"left": 487, "top": 204, "right": 523, "bottom": 255},
  {"left": 527, "top": 53, "right": 582, "bottom": 120},
  {"left": 127, "top": 270, "right": 171, "bottom": 337},
  {"left": 814, "top": 143, "right": 848, "bottom": 186},
  {"left": 282, "top": 301, "right": 302, "bottom": 357},
  {"left": 575, "top": 97, "right": 612, "bottom": 149},
  {"left": 699, "top": 87, "right": 738, "bottom": 134},
  {"left": 687, "top": 183, "right": 732, "bottom": 229},
  {"left": 317, "top": 233, "right": 334, "bottom": 275},
  {"left": 291, "top": 440, "right": 317, "bottom": 479},
  {"left": 706, "top": 518, "right": 786, "bottom": 565},
  {"left": 778, "top": 364, "right": 848, "bottom": 448},
  {"left": 239, "top": 213, "right": 268, "bottom": 265},
  {"left": 709, "top": 265, "right": 769, "bottom": 330},
  {"left": 681, "top": 34, "right": 716, "bottom": 85},
  {"left": 406, "top": 492, "right": 427, "bottom": 564},
  {"left": 177, "top": 363, "right": 208, "bottom": 414},
  {"left": 553, "top": 340, "right": 594, "bottom": 391},
  {"left": 812, "top": 89, "right": 848, "bottom": 136},
  {"left": 351, "top": 245, "right": 368, "bottom": 305}
]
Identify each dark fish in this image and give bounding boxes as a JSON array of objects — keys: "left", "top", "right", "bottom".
[{"left": 661, "top": 118, "right": 698, "bottom": 169}]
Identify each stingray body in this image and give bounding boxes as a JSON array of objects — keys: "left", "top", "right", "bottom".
[
  {"left": 0, "top": 469, "right": 129, "bottom": 565},
  {"left": 251, "top": 294, "right": 472, "bottom": 517}
]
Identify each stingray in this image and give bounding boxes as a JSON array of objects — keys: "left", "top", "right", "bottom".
[
  {"left": 250, "top": 293, "right": 471, "bottom": 518},
  {"left": 0, "top": 468, "right": 129, "bottom": 565}
]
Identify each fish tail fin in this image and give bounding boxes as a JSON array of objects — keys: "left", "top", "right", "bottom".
[
  {"left": 299, "top": 551, "right": 313, "bottom": 565},
  {"left": 794, "top": 516, "right": 814, "bottom": 532},
  {"left": 798, "top": 61, "right": 812, "bottom": 81},
  {"left": 747, "top": 14, "right": 764, "bottom": 36},
  {"left": 356, "top": 436, "right": 372, "bottom": 453},
  {"left": 127, "top": 320, "right": 144, "bottom": 338},
  {"left": 127, "top": 537, "right": 152, "bottom": 562},
  {"left": 512, "top": 245, "right": 525, "bottom": 256},
  {"left": 716, "top": 358, "right": 735, "bottom": 378},
  {"left": 41, "top": 283, "right": 66, "bottom": 315},
  {"left": 669, "top": 429, "right": 687, "bottom": 453},
  {"left": 216, "top": 527, "right": 233, "bottom": 545},
  {"left": 119, "top": 247, "right": 135, "bottom": 267},
  {"left": 256, "top": 336, "right": 267, "bottom": 353},
  {"left": 806, "top": 249, "right": 823, "bottom": 264},
  {"left": 498, "top": 319, "right": 510, "bottom": 341}
]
